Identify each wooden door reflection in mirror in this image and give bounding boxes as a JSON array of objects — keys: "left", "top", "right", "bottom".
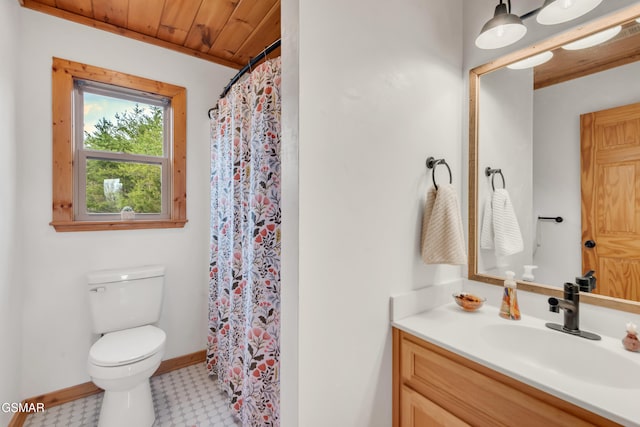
[{"left": 581, "top": 102, "right": 640, "bottom": 302}]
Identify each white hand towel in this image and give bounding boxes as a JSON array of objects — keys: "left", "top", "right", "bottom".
[
  {"left": 492, "top": 189, "right": 524, "bottom": 257},
  {"left": 480, "top": 194, "right": 494, "bottom": 250},
  {"left": 421, "top": 184, "right": 467, "bottom": 265}
]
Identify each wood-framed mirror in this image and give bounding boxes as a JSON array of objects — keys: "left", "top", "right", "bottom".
[{"left": 469, "top": 3, "right": 640, "bottom": 314}]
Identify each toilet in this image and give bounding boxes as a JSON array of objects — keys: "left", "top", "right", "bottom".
[{"left": 87, "top": 265, "right": 167, "bottom": 427}]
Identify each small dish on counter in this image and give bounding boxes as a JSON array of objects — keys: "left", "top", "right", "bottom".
[{"left": 452, "top": 293, "right": 486, "bottom": 312}]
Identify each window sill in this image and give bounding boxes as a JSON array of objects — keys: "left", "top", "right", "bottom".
[{"left": 50, "top": 219, "right": 188, "bottom": 232}]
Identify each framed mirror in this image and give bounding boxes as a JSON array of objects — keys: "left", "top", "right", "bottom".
[{"left": 469, "top": 3, "right": 640, "bottom": 314}]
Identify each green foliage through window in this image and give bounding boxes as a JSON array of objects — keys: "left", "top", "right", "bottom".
[
  {"left": 84, "top": 104, "right": 164, "bottom": 155},
  {"left": 83, "top": 104, "right": 164, "bottom": 214}
]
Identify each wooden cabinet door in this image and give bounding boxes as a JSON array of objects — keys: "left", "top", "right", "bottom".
[
  {"left": 400, "top": 385, "right": 470, "bottom": 427},
  {"left": 581, "top": 101, "right": 640, "bottom": 301}
]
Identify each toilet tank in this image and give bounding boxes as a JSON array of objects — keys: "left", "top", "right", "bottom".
[{"left": 88, "top": 265, "right": 165, "bottom": 334}]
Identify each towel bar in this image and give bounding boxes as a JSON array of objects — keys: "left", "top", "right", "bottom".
[{"left": 538, "top": 216, "right": 563, "bottom": 223}]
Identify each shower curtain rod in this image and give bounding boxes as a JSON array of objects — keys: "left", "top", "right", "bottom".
[{"left": 208, "top": 39, "right": 281, "bottom": 118}]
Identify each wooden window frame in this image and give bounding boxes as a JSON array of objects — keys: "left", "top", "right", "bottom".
[{"left": 51, "top": 57, "right": 187, "bottom": 232}]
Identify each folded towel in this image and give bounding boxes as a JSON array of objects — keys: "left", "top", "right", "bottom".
[
  {"left": 491, "top": 189, "right": 524, "bottom": 257},
  {"left": 421, "top": 184, "right": 467, "bottom": 265},
  {"left": 480, "top": 194, "right": 494, "bottom": 250}
]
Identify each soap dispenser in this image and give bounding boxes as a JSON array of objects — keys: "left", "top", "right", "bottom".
[
  {"left": 522, "top": 265, "right": 537, "bottom": 282},
  {"left": 499, "top": 271, "right": 521, "bottom": 320}
]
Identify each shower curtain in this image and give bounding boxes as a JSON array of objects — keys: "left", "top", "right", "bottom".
[{"left": 207, "top": 57, "right": 281, "bottom": 426}]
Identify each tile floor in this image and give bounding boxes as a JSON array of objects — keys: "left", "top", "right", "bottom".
[{"left": 24, "top": 364, "right": 242, "bottom": 427}]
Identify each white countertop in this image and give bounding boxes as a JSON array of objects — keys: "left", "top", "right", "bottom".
[{"left": 393, "top": 302, "right": 640, "bottom": 426}]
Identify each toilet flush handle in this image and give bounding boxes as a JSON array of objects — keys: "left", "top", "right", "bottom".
[{"left": 90, "top": 287, "right": 106, "bottom": 293}]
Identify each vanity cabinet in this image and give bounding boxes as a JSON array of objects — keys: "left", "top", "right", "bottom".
[
  {"left": 400, "top": 384, "right": 470, "bottom": 427},
  {"left": 393, "top": 328, "right": 621, "bottom": 427}
]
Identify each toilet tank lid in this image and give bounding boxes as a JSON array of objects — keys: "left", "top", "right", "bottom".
[{"left": 87, "top": 265, "right": 165, "bottom": 285}]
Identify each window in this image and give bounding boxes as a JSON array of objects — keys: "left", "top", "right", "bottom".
[
  {"left": 51, "top": 58, "right": 187, "bottom": 231},
  {"left": 75, "top": 81, "right": 170, "bottom": 221}
]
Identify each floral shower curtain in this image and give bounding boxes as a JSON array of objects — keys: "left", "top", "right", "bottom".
[{"left": 207, "top": 57, "right": 281, "bottom": 426}]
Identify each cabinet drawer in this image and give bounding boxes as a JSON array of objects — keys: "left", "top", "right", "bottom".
[{"left": 401, "top": 385, "right": 470, "bottom": 427}]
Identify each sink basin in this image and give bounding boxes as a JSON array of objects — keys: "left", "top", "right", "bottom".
[{"left": 480, "top": 324, "right": 640, "bottom": 389}]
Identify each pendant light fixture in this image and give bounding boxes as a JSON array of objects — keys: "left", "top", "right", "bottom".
[
  {"left": 537, "top": 0, "right": 603, "bottom": 25},
  {"left": 561, "top": 25, "right": 621, "bottom": 50},
  {"left": 477, "top": 0, "right": 604, "bottom": 50},
  {"left": 506, "top": 51, "right": 554, "bottom": 69},
  {"left": 475, "top": 1, "right": 527, "bottom": 50}
]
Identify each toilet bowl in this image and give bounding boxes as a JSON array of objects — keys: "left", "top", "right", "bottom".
[
  {"left": 88, "top": 325, "right": 166, "bottom": 427},
  {"left": 87, "top": 266, "right": 166, "bottom": 427}
]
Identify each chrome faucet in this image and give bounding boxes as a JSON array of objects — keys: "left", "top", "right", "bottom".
[{"left": 545, "top": 282, "right": 601, "bottom": 340}]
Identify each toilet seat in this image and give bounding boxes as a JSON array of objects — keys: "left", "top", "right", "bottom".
[{"left": 90, "top": 325, "right": 166, "bottom": 367}]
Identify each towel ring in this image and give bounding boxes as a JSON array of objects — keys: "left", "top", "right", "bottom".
[
  {"left": 426, "top": 157, "right": 452, "bottom": 190},
  {"left": 485, "top": 167, "right": 506, "bottom": 191}
]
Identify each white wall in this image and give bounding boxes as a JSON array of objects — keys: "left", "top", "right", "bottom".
[
  {"left": 292, "top": 0, "right": 463, "bottom": 425},
  {"left": 0, "top": 1, "right": 23, "bottom": 425},
  {"left": 279, "top": 0, "right": 299, "bottom": 423},
  {"left": 15, "top": 9, "right": 235, "bottom": 398},
  {"left": 533, "top": 61, "right": 640, "bottom": 285},
  {"left": 478, "top": 67, "right": 533, "bottom": 278}
]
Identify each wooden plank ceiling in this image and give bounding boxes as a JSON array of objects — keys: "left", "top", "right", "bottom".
[
  {"left": 19, "top": 0, "right": 281, "bottom": 69},
  {"left": 535, "top": 19, "right": 640, "bottom": 89}
]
